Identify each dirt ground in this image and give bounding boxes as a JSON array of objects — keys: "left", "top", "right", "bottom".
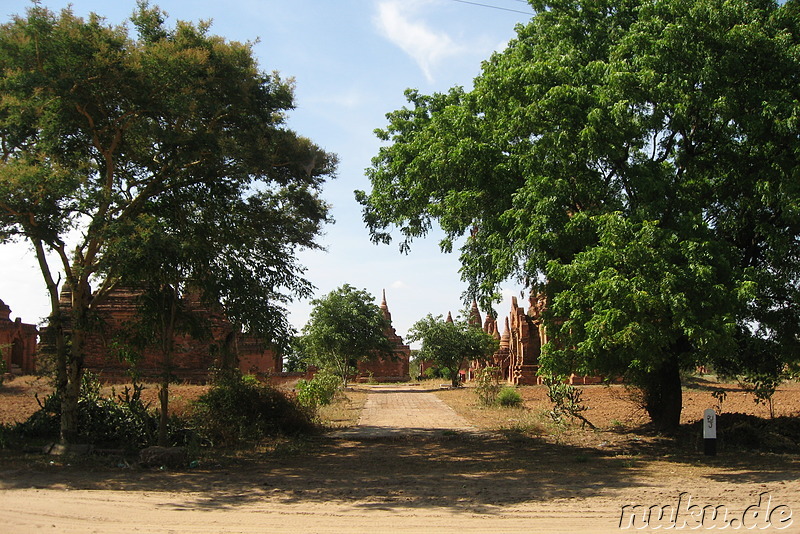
[{"left": 1, "top": 376, "right": 799, "bottom": 533}]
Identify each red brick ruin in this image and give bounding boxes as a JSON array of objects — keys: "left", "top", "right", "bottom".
[
  {"left": 48, "top": 285, "right": 281, "bottom": 382},
  {"left": 0, "top": 299, "right": 38, "bottom": 375},
  {"left": 465, "top": 293, "right": 607, "bottom": 385},
  {"left": 464, "top": 295, "right": 542, "bottom": 385},
  {"left": 9, "top": 284, "right": 604, "bottom": 387},
  {"left": 355, "top": 290, "right": 411, "bottom": 382},
  {"left": 14, "top": 284, "right": 411, "bottom": 384}
]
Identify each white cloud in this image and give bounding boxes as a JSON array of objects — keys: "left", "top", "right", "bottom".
[
  {"left": 390, "top": 280, "right": 408, "bottom": 289},
  {"left": 374, "top": 0, "right": 464, "bottom": 82}
]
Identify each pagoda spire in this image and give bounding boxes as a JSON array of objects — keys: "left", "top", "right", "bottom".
[
  {"left": 500, "top": 317, "right": 511, "bottom": 348},
  {"left": 468, "top": 298, "right": 482, "bottom": 328},
  {"left": 380, "top": 289, "right": 392, "bottom": 322}
]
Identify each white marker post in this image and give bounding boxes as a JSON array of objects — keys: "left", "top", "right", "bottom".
[{"left": 703, "top": 408, "right": 717, "bottom": 456}]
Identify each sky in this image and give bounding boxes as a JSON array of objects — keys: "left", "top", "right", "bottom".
[{"left": 0, "top": 0, "right": 535, "bottom": 344}]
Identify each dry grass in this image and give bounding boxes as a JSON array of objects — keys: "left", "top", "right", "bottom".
[
  {"left": 316, "top": 388, "right": 368, "bottom": 429},
  {"left": 435, "top": 384, "right": 550, "bottom": 435},
  {"left": 431, "top": 379, "right": 800, "bottom": 453},
  {"left": 99, "top": 382, "right": 211, "bottom": 419},
  {"left": 436, "top": 387, "right": 544, "bottom": 434}
]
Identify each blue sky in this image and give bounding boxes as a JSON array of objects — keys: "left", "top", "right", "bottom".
[{"left": 0, "top": 0, "right": 533, "bottom": 342}]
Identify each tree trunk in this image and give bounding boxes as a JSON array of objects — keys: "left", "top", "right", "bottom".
[
  {"left": 158, "top": 286, "right": 177, "bottom": 447},
  {"left": 158, "top": 381, "right": 169, "bottom": 447},
  {"left": 450, "top": 368, "right": 461, "bottom": 387},
  {"left": 60, "top": 354, "right": 82, "bottom": 444},
  {"left": 641, "top": 354, "right": 682, "bottom": 433},
  {"left": 51, "top": 313, "right": 70, "bottom": 443},
  {"left": 31, "top": 239, "right": 80, "bottom": 444},
  {"left": 60, "top": 283, "right": 90, "bottom": 444}
]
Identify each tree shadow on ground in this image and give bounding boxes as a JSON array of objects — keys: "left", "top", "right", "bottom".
[
  {"left": 0, "top": 429, "right": 797, "bottom": 514},
  {"left": 683, "top": 376, "right": 743, "bottom": 392}
]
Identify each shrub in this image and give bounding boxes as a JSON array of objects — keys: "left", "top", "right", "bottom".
[
  {"left": 0, "top": 423, "right": 13, "bottom": 449},
  {"left": 192, "top": 372, "right": 315, "bottom": 447},
  {"left": 296, "top": 368, "right": 341, "bottom": 409},
  {"left": 475, "top": 367, "right": 501, "bottom": 406},
  {"left": 423, "top": 365, "right": 452, "bottom": 380},
  {"left": 543, "top": 374, "right": 595, "bottom": 429},
  {"left": 497, "top": 386, "right": 523, "bottom": 407},
  {"left": 17, "top": 371, "right": 170, "bottom": 450}
]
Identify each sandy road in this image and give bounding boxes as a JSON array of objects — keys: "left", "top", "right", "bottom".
[
  {"left": 2, "top": 385, "right": 799, "bottom": 533},
  {"left": 2, "top": 489, "right": 625, "bottom": 533}
]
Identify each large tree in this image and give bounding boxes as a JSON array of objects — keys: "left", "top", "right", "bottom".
[
  {"left": 407, "top": 314, "right": 499, "bottom": 387},
  {"left": 357, "top": 0, "right": 800, "bottom": 431},
  {"left": 300, "top": 284, "right": 394, "bottom": 386},
  {"left": 0, "top": 3, "right": 336, "bottom": 443}
]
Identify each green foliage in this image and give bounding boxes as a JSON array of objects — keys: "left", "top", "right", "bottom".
[
  {"left": 192, "top": 373, "right": 314, "bottom": 447},
  {"left": 295, "top": 368, "right": 341, "bottom": 409},
  {"left": 408, "top": 314, "right": 499, "bottom": 387},
  {"left": 409, "top": 353, "right": 421, "bottom": 379},
  {"left": 739, "top": 373, "right": 782, "bottom": 419},
  {"left": 283, "top": 337, "right": 310, "bottom": 372},
  {"left": 17, "top": 372, "right": 171, "bottom": 450},
  {"left": 301, "top": 285, "right": 394, "bottom": 386},
  {"left": 497, "top": 386, "right": 523, "bottom": 408},
  {"left": 475, "top": 366, "right": 502, "bottom": 406},
  {"left": 357, "top": 0, "right": 800, "bottom": 430},
  {"left": 543, "top": 375, "right": 595, "bottom": 429},
  {"left": 423, "top": 365, "right": 453, "bottom": 380},
  {"left": 0, "top": 2, "right": 336, "bottom": 442}
]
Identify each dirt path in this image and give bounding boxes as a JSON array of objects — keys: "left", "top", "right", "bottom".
[
  {"left": 332, "top": 384, "right": 477, "bottom": 438},
  {"left": 3, "top": 436, "right": 798, "bottom": 533},
  {"left": 2, "top": 383, "right": 799, "bottom": 533}
]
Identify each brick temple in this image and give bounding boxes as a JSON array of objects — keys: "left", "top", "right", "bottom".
[
  {"left": 0, "top": 299, "right": 38, "bottom": 375},
  {"left": 355, "top": 290, "right": 411, "bottom": 382},
  {"left": 49, "top": 285, "right": 281, "bottom": 382},
  {"left": 464, "top": 295, "right": 543, "bottom": 385},
  {"left": 465, "top": 294, "right": 608, "bottom": 385}
]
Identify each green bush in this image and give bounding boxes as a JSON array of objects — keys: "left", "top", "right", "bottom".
[
  {"left": 0, "top": 423, "right": 14, "bottom": 449},
  {"left": 497, "top": 386, "right": 523, "bottom": 407},
  {"left": 192, "top": 373, "right": 315, "bottom": 447},
  {"left": 475, "top": 367, "right": 501, "bottom": 406},
  {"left": 543, "top": 374, "right": 595, "bottom": 429},
  {"left": 296, "top": 368, "right": 341, "bottom": 409},
  {"left": 16, "top": 371, "right": 173, "bottom": 450},
  {"left": 423, "top": 365, "right": 452, "bottom": 380}
]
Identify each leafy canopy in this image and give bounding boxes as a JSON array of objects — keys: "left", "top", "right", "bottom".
[
  {"left": 301, "top": 285, "right": 394, "bottom": 385},
  {"left": 0, "top": 2, "right": 336, "bottom": 441},
  {"left": 407, "top": 314, "right": 499, "bottom": 386},
  {"left": 357, "top": 0, "right": 800, "bottom": 428},
  {"left": 0, "top": 1, "right": 336, "bottom": 341}
]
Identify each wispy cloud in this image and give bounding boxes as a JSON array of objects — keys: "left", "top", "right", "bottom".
[{"left": 374, "top": 0, "right": 464, "bottom": 82}]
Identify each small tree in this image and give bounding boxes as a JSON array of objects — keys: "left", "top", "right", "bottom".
[
  {"left": 474, "top": 366, "right": 501, "bottom": 406},
  {"left": 543, "top": 375, "right": 595, "bottom": 430},
  {"left": 283, "top": 336, "right": 310, "bottom": 373},
  {"left": 407, "top": 314, "right": 499, "bottom": 387},
  {"left": 0, "top": 3, "right": 335, "bottom": 443},
  {"left": 301, "top": 285, "right": 394, "bottom": 387},
  {"left": 357, "top": 0, "right": 800, "bottom": 431}
]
